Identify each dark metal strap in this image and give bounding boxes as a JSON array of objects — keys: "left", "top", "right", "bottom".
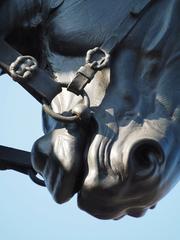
[
  {"left": 102, "top": 0, "right": 153, "bottom": 54},
  {"left": 67, "top": 0, "right": 154, "bottom": 95},
  {"left": 130, "top": 0, "right": 153, "bottom": 16},
  {"left": 0, "top": 145, "right": 45, "bottom": 187},
  {"left": 0, "top": 40, "right": 62, "bottom": 104}
]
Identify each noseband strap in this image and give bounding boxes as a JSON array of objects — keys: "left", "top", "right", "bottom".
[{"left": 0, "top": 146, "right": 45, "bottom": 187}]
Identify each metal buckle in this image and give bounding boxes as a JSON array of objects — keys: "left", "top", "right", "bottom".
[
  {"left": 85, "top": 47, "right": 110, "bottom": 70},
  {"left": 9, "top": 55, "right": 38, "bottom": 81}
]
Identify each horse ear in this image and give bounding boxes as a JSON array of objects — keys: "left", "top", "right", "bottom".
[{"left": 50, "top": 0, "right": 64, "bottom": 9}]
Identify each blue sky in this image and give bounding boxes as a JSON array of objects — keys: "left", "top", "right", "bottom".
[{"left": 0, "top": 75, "right": 179, "bottom": 240}]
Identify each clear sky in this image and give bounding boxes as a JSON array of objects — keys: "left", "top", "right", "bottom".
[{"left": 0, "top": 75, "right": 179, "bottom": 240}]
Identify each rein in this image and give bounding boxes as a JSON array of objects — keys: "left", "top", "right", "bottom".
[{"left": 0, "top": 0, "right": 154, "bottom": 186}]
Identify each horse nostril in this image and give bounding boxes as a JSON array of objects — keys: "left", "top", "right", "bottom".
[{"left": 129, "top": 140, "right": 164, "bottom": 178}]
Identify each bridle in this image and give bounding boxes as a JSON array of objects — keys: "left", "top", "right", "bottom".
[{"left": 0, "top": 0, "right": 154, "bottom": 186}]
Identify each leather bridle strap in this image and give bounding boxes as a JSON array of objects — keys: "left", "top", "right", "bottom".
[
  {"left": 0, "top": 145, "right": 45, "bottom": 186},
  {"left": 102, "top": 0, "right": 153, "bottom": 54},
  {"left": 0, "top": 40, "right": 62, "bottom": 105},
  {"left": 67, "top": 0, "right": 154, "bottom": 94}
]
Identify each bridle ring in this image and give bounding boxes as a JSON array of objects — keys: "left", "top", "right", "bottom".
[{"left": 42, "top": 83, "right": 90, "bottom": 123}]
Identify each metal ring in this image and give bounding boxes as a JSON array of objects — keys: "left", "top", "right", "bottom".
[
  {"left": 9, "top": 55, "right": 38, "bottom": 81},
  {"left": 42, "top": 84, "right": 90, "bottom": 123},
  {"left": 28, "top": 169, "right": 45, "bottom": 187},
  {"left": 86, "top": 47, "right": 110, "bottom": 70}
]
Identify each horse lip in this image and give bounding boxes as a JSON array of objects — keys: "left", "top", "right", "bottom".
[
  {"left": 127, "top": 208, "right": 147, "bottom": 217},
  {"left": 77, "top": 193, "right": 119, "bottom": 220}
]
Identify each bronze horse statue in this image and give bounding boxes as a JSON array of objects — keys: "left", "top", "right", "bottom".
[{"left": 0, "top": 0, "right": 180, "bottom": 220}]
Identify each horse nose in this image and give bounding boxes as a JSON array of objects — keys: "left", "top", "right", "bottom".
[{"left": 128, "top": 139, "right": 164, "bottom": 178}]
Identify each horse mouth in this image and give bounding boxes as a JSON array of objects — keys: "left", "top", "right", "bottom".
[
  {"left": 76, "top": 118, "right": 166, "bottom": 219},
  {"left": 38, "top": 107, "right": 168, "bottom": 218}
]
